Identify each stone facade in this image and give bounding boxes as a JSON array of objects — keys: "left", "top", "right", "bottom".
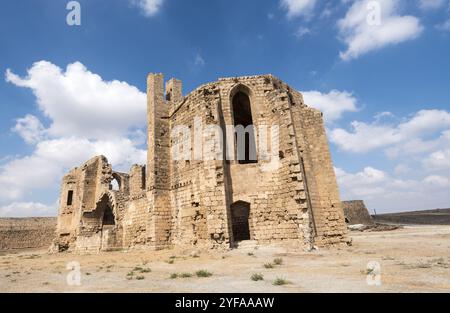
[
  {"left": 0, "top": 218, "right": 56, "bottom": 251},
  {"left": 342, "top": 200, "right": 374, "bottom": 225},
  {"left": 53, "top": 74, "right": 349, "bottom": 253}
]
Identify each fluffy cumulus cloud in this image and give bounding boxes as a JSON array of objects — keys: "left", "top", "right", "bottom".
[
  {"left": 332, "top": 108, "right": 450, "bottom": 212},
  {"left": 6, "top": 61, "right": 146, "bottom": 139},
  {"left": 11, "top": 114, "right": 46, "bottom": 144},
  {"left": 1, "top": 61, "right": 147, "bottom": 217},
  {"left": 0, "top": 202, "right": 57, "bottom": 218},
  {"left": 336, "top": 166, "right": 450, "bottom": 213},
  {"left": 338, "top": 0, "right": 423, "bottom": 60},
  {"left": 131, "top": 0, "right": 164, "bottom": 17},
  {"left": 423, "top": 148, "right": 450, "bottom": 170},
  {"left": 0, "top": 137, "right": 146, "bottom": 202},
  {"left": 302, "top": 90, "right": 358, "bottom": 123},
  {"left": 330, "top": 109, "right": 450, "bottom": 153},
  {"left": 280, "top": 0, "right": 317, "bottom": 18}
]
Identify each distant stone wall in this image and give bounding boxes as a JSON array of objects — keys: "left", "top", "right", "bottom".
[
  {"left": 342, "top": 201, "right": 374, "bottom": 225},
  {"left": 0, "top": 218, "right": 56, "bottom": 250}
]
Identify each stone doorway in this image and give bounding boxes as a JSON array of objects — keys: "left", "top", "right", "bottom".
[
  {"left": 95, "top": 194, "right": 117, "bottom": 250},
  {"left": 231, "top": 201, "right": 251, "bottom": 242}
]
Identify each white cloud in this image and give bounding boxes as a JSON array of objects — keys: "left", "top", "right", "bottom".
[
  {"left": 332, "top": 109, "right": 450, "bottom": 212},
  {"left": 423, "top": 175, "right": 450, "bottom": 187},
  {"left": 302, "top": 90, "right": 358, "bottom": 122},
  {"left": 423, "top": 148, "right": 450, "bottom": 170},
  {"left": 436, "top": 19, "right": 450, "bottom": 31},
  {"left": 330, "top": 109, "right": 450, "bottom": 153},
  {"left": 280, "top": 0, "right": 317, "bottom": 18},
  {"left": 132, "top": 0, "right": 164, "bottom": 17},
  {"left": 336, "top": 166, "right": 450, "bottom": 213},
  {"left": 338, "top": 0, "right": 423, "bottom": 60},
  {"left": 0, "top": 137, "right": 146, "bottom": 203},
  {"left": 294, "top": 26, "right": 311, "bottom": 38},
  {"left": 11, "top": 114, "right": 46, "bottom": 144},
  {"left": 1, "top": 61, "right": 147, "bottom": 215},
  {"left": 419, "top": 0, "right": 446, "bottom": 10},
  {"left": 0, "top": 202, "right": 57, "bottom": 218},
  {"left": 6, "top": 61, "right": 146, "bottom": 140},
  {"left": 194, "top": 53, "right": 205, "bottom": 67}
]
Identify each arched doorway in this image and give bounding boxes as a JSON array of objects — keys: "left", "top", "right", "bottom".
[
  {"left": 95, "top": 194, "right": 116, "bottom": 229},
  {"left": 231, "top": 201, "right": 251, "bottom": 242},
  {"left": 232, "top": 90, "right": 257, "bottom": 164}
]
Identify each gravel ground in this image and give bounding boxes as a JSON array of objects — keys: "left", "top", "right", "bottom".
[{"left": 1, "top": 225, "right": 449, "bottom": 293}]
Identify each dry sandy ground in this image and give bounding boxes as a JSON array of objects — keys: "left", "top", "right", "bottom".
[{"left": 1, "top": 225, "right": 450, "bottom": 293}]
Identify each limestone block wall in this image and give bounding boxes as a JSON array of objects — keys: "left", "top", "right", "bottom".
[
  {"left": 168, "top": 81, "right": 229, "bottom": 248},
  {"left": 53, "top": 73, "right": 349, "bottom": 253},
  {"left": 342, "top": 200, "right": 374, "bottom": 225},
  {"left": 146, "top": 74, "right": 172, "bottom": 250},
  {"left": 0, "top": 218, "right": 56, "bottom": 251},
  {"left": 289, "top": 95, "right": 348, "bottom": 246},
  {"left": 216, "top": 76, "right": 312, "bottom": 247}
]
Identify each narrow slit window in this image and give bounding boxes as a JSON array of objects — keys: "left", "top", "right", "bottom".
[{"left": 67, "top": 190, "right": 74, "bottom": 206}]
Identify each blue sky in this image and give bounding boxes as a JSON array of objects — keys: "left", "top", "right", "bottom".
[{"left": 1, "top": 0, "right": 450, "bottom": 216}]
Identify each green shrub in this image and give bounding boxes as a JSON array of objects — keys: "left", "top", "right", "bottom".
[
  {"left": 273, "top": 258, "right": 283, "bottom": 265},
  {"left": 273, "top": 278, "right": 289, "bottom": 286},
  {"left": 196, "top": 270, "right": 212, "bottom": 278},
  {"left": 251, "top": 273, "right": 264, "bottom": 281}
]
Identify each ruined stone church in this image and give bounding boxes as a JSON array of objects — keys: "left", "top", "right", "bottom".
[{"left": 53, "top": 74, "right": 349, "bottom": 253}]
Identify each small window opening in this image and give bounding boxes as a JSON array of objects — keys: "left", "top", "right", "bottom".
[{"left": 67, "top": 190, "right": 74, "bottom": 206}]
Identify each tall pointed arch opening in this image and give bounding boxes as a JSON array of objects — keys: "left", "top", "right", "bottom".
[{"left": 231, "top": 86, "right": 257, "bottom": 164}]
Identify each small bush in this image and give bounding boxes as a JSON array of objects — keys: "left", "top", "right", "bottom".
[
  {"left": 170, "top": 273, "right": 179, "bottom": 279},
  {"left": 273, "top": 278, "right": 289, "bottom": 286},
  {"left": 166, "top": 259, "right": 175, "bottom": 264},
  {"left": 180, "top": 273, "right": 193, "bottom": 278},
  {"left": 248, "top": 252, "right": 254, "bottom": 256},
  {"left": 251, "top": 273, "right": 264, "bottom": 281},
  {"left": 135, "top": 275, "right": 145, "bottom": 280},
  {"left": 273, "top": 258, "right": 283, "bottom": 265},
  {"left": 196, "top": 270, "right": 212, "bottom": 278},
  {"left": 263, "top": 263, "right": 274, "bottom": 269},
  {"left": 139, "top": 268, "right": 152, "bottom": 273}
]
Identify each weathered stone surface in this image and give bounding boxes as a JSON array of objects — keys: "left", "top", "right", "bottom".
[
  {"left": 53, "top": 74, "right": 349, "bottom": 253},
  {"left": 0, "top": 218, "right": 56, "bottom": 251},
  {"left": 342, "top": 200, "right": 375, "bottom": 226}
]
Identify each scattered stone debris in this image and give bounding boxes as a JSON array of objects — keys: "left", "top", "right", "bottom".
[{"left": 348, "top": 223, "right": 402, "bottom": 232}]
